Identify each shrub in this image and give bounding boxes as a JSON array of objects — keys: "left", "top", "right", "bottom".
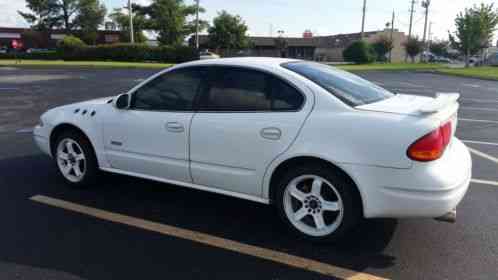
[
  {"left": 372, "top": 36, "right": 393, "bottom": 62},
  {"left": 404, "top": 37, "right": 424, "bottom": 63},
  {"left": 0, "top": 42, "right": 197, "bottom": 64},
  {"left": 57, "top": 35, "right": 87, "bottom": 59},
  {"left": 0, "top": 51, "right": 59, "bottom": 60},
  {"left": 343, "top": 41, "right": 376, "bottom": 64},
  {"left": 61, "top": 43, "right": 197, "bottom": 63}
]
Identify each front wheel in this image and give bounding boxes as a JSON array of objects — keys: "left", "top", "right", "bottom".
[
  {"left": 54, "top": 130, "right": 98, "bottom": 187},
  {"left": 275, "top": 164, "right": 360, "bottom": 242}
]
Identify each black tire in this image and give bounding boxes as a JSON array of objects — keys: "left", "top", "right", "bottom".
[
  {"left": 274, "top": 163, "right": 361, "bottom": 243},
  {"left": 53, "top": 129, "right": 99, "bottom": 188}
]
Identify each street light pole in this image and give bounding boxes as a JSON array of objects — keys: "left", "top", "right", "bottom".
[
  {"left": 195, "top": 0, "right": 200, "bottom": 50},
  {"left": 128, "top": 0, "right": 134, "bottom": 43}
]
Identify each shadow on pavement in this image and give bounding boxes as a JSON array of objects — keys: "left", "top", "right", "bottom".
[{"left": 0, "top": 154, "right": 398, "bottom": 279}]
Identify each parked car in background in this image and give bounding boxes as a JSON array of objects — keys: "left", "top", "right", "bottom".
[
  {"left": 33, "top": 58, "right": 471, "bottom": 242},
  {"left": 0, "top": 47, "right": 7, "bottom": 54},
  {"left": 199, "top": 50, "right": 220, "bottom": 60},
  {"left": 26, "top": 48, "right": 51, "bottom": 54}
]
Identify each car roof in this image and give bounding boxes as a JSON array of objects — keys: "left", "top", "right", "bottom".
[{"left": 176, "top": 57, "right": 301, "bottom": 70}]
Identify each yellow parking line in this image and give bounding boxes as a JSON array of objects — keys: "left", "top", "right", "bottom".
[{"left": 30, "top": 195, "right": 386, "bottom": 280}]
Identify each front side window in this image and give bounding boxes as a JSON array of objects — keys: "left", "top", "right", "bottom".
[
  {"left": 199, "top": 67, "right": 304, "bottom": 111},
  {"left": 131, "top": 68, "right": 203, "bottom": 111},
  {"left": 282, "top": 62, "right": 394, "bottom": 106}
]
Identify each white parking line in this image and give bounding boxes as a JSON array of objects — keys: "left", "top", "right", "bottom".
[
  {"left": 460, "top": 107, "right": 498, "bottom": 112},
  {"left": 462, "top": 83, "right": 481, "bottom": 88},
  {"left": 0, "top": 87, "right": 18, "bottom": 90},
  {"left": 461, "top": 98, "right": 498, "bottom": 103},
  {"left": 16, "top": 128, "right": 34, "bottom": 134},
  {"left": 30, "top": 195, "right": 386, "bottom": 280},
  {"left": 459, "top": 118, "right": 498, "bottom": 124},
  {"left": 468, "top": 147, "right": 498, "bottom": 165},
  {"left": 463, "top": 140, "right": 498, "bottom": 147},
  {"left": 471, "top": 179, "right": 498, "bottom": 187}
]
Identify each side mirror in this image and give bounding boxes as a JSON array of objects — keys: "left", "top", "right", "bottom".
[{"left": 113, "top": 93, "right": 130, "bottom": 110}]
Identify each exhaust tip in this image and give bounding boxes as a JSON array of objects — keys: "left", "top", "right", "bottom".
[{"left": 434, "top": 209, "right": 456, "bottom": 223}]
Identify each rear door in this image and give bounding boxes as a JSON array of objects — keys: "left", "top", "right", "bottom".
[{"left": 189, "top": 66, "right": 312, "bottom": 196}]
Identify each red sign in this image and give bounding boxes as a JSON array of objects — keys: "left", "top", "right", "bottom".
[{"left": 12, "top": 40, "right": 23, "bottom": 49}]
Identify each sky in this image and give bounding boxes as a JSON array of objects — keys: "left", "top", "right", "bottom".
[{"left": 1, "top": 0, "right": 498, "bottom": 42}]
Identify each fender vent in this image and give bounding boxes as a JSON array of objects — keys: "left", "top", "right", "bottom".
[
  {"left": 82, "top": 110, "right": 87, "bottom": 115},
  {"left": 74, "top": 109, "right": 80, "bottom": 114},
  {"left": 90, "top": 111, "right": 96, "bottom": 117}
]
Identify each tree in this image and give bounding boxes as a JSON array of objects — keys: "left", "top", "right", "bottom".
[
  {"left": 404, "top": 36, "right": 424, "bottom": 63},
  {"left": 343, "top": 41, "right": 376, "bottom": 64},
  {"left": 18, "top": 0, "right": 61, "bottom": 31},
  {"left": 109, "top": 7, "right": 148, "bottom": 43},
  {"left": 208, "top": 10, "right": 249, "bottom": 51},
  {"left": 449, "top": 4, "right": 498, "bottom": 67},
  {"left": 274, "top": 37, "right": 288, "bottom": 58},
  {"left": 372, "top": 36, "right": 393, "bottom": 62},
  {"left": 74, "top": 0, "right": 106, "bottom": 44},
  {"left": 19, "top": 0, "right": 80, "bottom": 33},
  {"left": 473, "top": 3, "right": 498, "bottom": 50},
  {"left": 136, "top": 0, "right": 208, "bottom": 46},
  {"left": 58, "top": 0, "right": 79, "bottom": 32},
  {"left": 429, "top": 40, "right": 449, "bottom": 57}
]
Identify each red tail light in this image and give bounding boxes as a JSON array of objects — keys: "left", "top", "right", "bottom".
[{"left": 407, "top": 121, "right": 452, "bottom": 162}]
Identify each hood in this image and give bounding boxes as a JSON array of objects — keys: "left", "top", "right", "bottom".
[{"left": 72, "top": 96, "right": 114, "bottom": 106}]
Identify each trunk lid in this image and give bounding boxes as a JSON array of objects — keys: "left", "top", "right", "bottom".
[{"left": 356, "top": 93, "right": 460, "bottom": 144}]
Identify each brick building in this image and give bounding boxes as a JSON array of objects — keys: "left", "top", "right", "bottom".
[
  {"left": 198, "top": 29, "right": 408, "bottom": 62},
  {"left": 0, "top": 27, "right": 122, "bottom": 50}
]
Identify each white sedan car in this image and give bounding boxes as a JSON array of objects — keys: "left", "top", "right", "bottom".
[{"left": 34, "top": 58, "right": 471, "bottom": 242}]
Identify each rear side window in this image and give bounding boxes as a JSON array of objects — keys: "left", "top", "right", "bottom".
[
  {"left": 131, "top": 68, "right": 203, "bottom": 111},
  {"left": 271, "top": 77, "right": 304, "bottom": 111},
  {"left": 199, "top": 67, "right": 304, "bottom": 111},
  {"left": 282, "top": 62, "right": 394, "bottom": 106}
]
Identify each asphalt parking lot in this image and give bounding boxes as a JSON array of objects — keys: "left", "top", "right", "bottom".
[{"left": 0, "top": 67, "right": 497, "bottom": 280}]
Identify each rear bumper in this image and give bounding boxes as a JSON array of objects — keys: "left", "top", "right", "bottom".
[{"left": 341, "top": 138, "right": 472, "bottom": 219}]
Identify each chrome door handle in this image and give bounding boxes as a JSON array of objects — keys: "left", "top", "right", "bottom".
[
  {"left": 261, "top": 127, "right": 282, "bottom": 140},
  {"left": 166, "top": 122, "right": 184, "bottom": 133}
]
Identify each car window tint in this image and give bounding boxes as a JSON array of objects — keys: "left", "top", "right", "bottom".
[
  {"left": 131, "top": 69, "right": 202, "bottom": 111},
  {"left": 271, "top": 78, "right": 304, "bottom": 110},
  {"left": 202, "top": 68, "right": 271, "bottom": 111},
  {"left": 282, "top": 62, "right": 394, "bottom": 106}
]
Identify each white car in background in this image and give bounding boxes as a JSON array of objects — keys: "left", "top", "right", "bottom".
[
  {"left": 199, "top": 51, "right": 220, "bottom": 60},
  {"left": 34, "top": 58, "right": 471, "bottom": 242}
]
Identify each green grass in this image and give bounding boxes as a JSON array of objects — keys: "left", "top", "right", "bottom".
[
  {"left": 437, "top": 67, "right": 498, "bottom": 80},
  {"left": 336, "top": 63, "right": 444, "bottom": 71},
  {"left": 0, "top": 59, "right": 174, "bottom": 69},
  {"left": 2, "top": 59, "right": 498, "bottom": 81}
]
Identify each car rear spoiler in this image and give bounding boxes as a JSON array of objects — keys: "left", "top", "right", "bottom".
[{"left": 418, "top": 93, "right": 460, "bottom": 114}]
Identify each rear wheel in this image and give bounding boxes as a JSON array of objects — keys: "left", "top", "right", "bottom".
[
  {"left": 275, "top": 164, "right": 360, "bottom": 242},
  {"left": 54, "top": 130, "right": 98, "bottom": 187}
]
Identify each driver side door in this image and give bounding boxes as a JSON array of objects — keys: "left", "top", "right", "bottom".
[{"left": 102, "top": 67, "right": 205, "bottom": 183}]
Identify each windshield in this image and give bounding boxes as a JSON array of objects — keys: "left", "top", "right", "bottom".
[{"left": 282, "top": 62, "right": 394, "bottom": 106}]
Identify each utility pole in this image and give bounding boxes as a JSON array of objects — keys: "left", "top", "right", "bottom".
[
  {"left": 405, "top": 0, "right": 416, "bottom": 62},
  {"left": 361, "top": 0, "right": 367, "bottom": 39},
  {"left": 428, "top": 22, "right": 433, "bottom": 50},
  {"left": 128, "top": 0, "right": 134, "bottom": 43},
  {"left": 421, "top": 0, "right": 431, "bottom": 62},
  {"left": 389, "top": 10, "right": 395, "bottom": 63},
  {"left": 195, "top": 0, "right": 200, "bottom": 50}
]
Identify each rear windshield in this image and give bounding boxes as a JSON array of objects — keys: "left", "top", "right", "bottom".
[{"left": 282, "top": 62, "right": 394, "bottom": 106}]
